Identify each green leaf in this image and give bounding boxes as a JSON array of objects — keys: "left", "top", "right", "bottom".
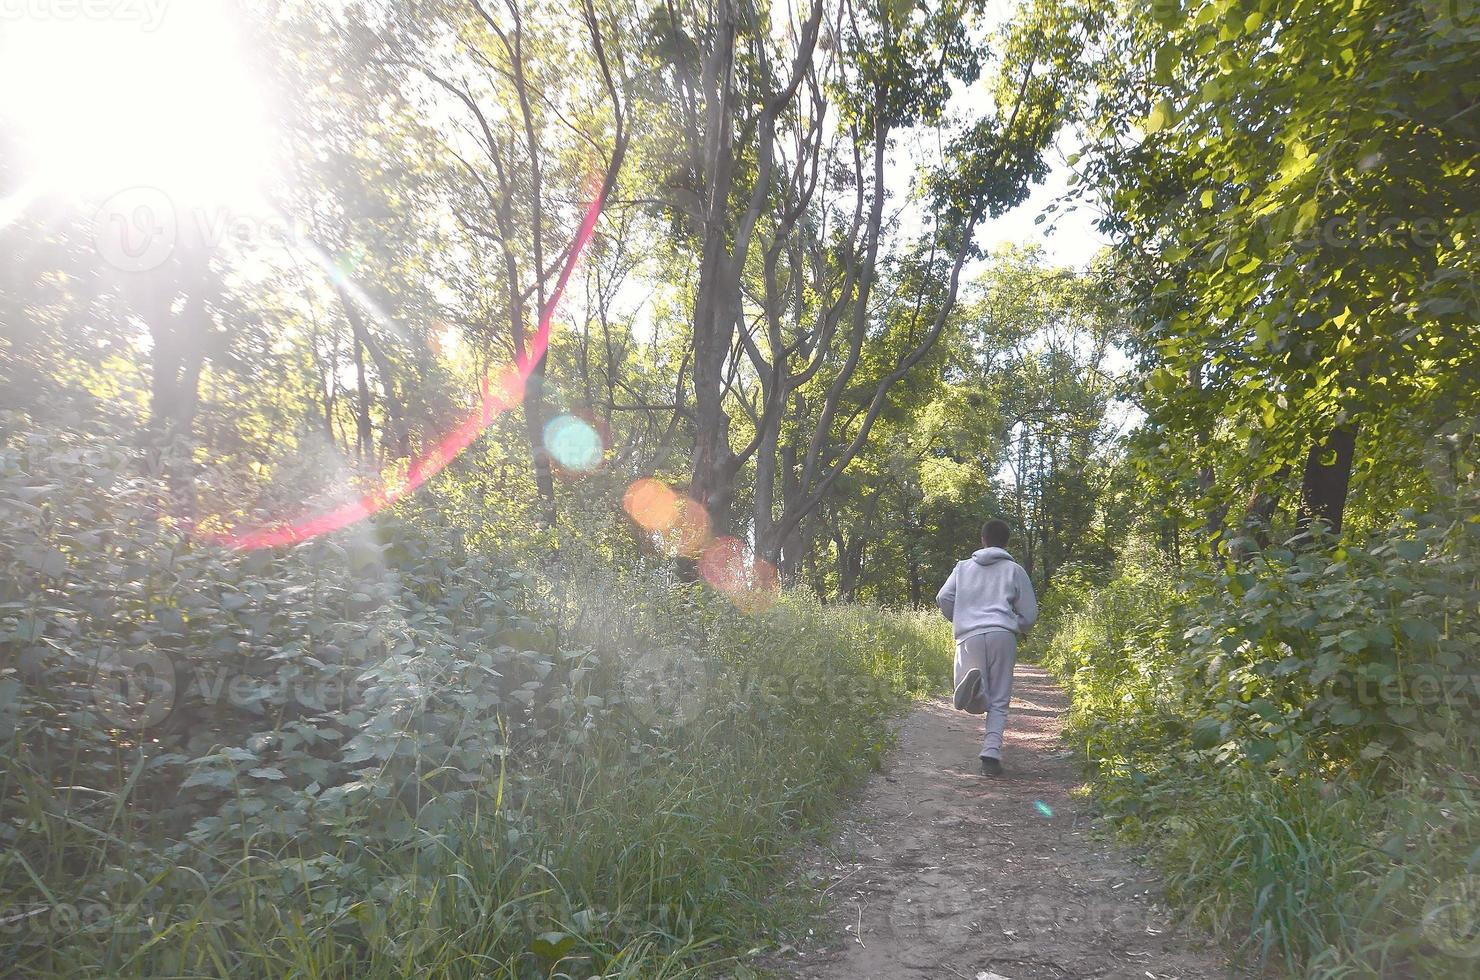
[
  {"left": 1294, "top": 198, "right": 1319, "bottom": 233},
  {"left": 1249, "top": 698, "right": 1280, "bottom": 721},
  {"left": 1392, "top": 539, "right": 1426, "bottom": 561},
  {"left": 1400, "top": 618, "right": 1440, "bottom": 645},
  {"left": 1413, "top": 731, "right": 1446, "bottom": 752},
  {"left": 1190, "top": 717, "right": 1224, "bottom": 749},
  {"left": 1423, "top": 297, "right": 1465, "bottom": 316},
  {"left": 182, "top": 768, "right": 235, "bottom": 790},
  {"left": 1144, "top": 98, "right": 1175, "bottom": 134},
  {"left": 530, "top": 932, "right": 576, "bottom": 962},
  {"left": 1244, "top": 737, "right": 1276, "bottom": 763},
  {"left": 1151, "top": 0, "right": 1183, "bottom": 27},
  {"left": 24, "top": 546, "right": 67, "bottom": 578},
  {"left": 1154, "top": 44, "right": 1182, "bottom": 81},
  {"left": 1386, "top": 704, "right": 1418, "bottom": 725}
]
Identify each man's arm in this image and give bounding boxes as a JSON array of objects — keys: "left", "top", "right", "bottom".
[
  {"left": 935, "top": 565, "right": 958, "bottom": 621},
  {"left": 1014, "top": 564, "right": 1039, "bottom": 631}
]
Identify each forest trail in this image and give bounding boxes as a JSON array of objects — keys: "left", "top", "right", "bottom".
[{"left": 776, "top": 666, "right": 1237, "bottom": 980}]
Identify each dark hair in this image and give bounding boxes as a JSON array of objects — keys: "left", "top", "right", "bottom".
[{"left": 981, "top": 519, "right": 1010, "bottom": 548}]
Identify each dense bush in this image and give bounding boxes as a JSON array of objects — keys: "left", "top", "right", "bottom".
[
  {"left": 1041, "top": 498, "right": 1480, "bottom": 977},
  {"left": 0, "top": 411, "right": 951, "bottom": 977}
]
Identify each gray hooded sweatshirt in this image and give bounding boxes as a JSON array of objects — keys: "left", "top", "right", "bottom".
[{"left": 935, "top": 547, "right": 1039, "bottom": 641}]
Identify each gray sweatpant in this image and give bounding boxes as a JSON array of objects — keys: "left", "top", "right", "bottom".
[{"left": 954, "top": 629, "right": 1017, "bottom": 759}]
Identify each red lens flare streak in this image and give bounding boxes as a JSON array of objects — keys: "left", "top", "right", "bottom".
[{"left": 213, "top": 186, "right": 609, "bottom": 550}]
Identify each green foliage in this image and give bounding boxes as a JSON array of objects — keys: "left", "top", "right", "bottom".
[
  {"left": 1082, "top": 0, "right": 1480, "bottom": 531},
  {"left": 822, "top": 245, "right": 1131, "bottom": 605},
  {"left": 0, "top": 410, "right": 951, "bottom": 978},
  {"left": 1041, "top": 496, "right": 1480, "bottom": 976},
  {"left": 1050, "top": 2, "right": 1480, "bottom": 965}
]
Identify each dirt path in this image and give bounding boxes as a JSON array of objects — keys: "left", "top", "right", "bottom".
[{"left": 773, "top": 665, "right": 1238, "bottom": 980}]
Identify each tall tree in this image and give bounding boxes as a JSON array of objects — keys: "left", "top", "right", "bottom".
[{"left": 1081, "top": 0, "right": 1480, "bottom": 542}]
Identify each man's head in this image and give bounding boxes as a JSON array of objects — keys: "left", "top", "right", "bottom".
[{"left": 981, "top": 519, "right": 1010, "bottom": 549}]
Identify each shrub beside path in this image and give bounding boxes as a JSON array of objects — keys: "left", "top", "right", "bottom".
[{"left": 772, "top": 665, "right": 1240, "bottom": 980}]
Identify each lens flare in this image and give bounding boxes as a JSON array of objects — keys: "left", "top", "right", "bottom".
[
  {"left": 544, "top": 415, "right": 603, "bottom": 472},
  {"left": 621, "top": 484, "right": 776, "bottom": 611},
  {"left": 210, "top": 180, "right": 609, "bottom": 549},
  {"left": 734, "top": 557, "right": 779, "bottom": 613},
  {"left": 1034, "top": 800, "right": 1054, "bottom": 818},
  {"left": 699, "top": 536, "right": 748, "bottom": 592},
  {"left": 622, "top": 479, "right": 712, "bottom": 557},
  {"left": 666, "top": 498, "right": 712, "bottom": 558},
  {"left": 0, "top": 182, "right": 40, "bottom": 232},
  {"left": 624, "top": 479, "right": 679, "bottom": 531},
  {"left": 699, "top": 536, "right": 779, "bottom": 613}
]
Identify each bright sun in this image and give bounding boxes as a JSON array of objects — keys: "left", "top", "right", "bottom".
[{"left": 0, "top": 1, "right": 274, "bottom": 210}]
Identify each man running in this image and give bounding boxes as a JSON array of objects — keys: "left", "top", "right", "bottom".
[{"left": 935, "top": 519, "right": 1038, "bottom": 776}]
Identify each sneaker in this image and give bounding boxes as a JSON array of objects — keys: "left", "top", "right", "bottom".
[
  {"left": 953, "top": 668, "right": 982, "bottom": 711},
  {"left": 980, "top": 756, "right": 1002, "bottom": 777}
]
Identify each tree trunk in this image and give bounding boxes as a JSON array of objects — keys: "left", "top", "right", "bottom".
[
  {"left": 339, "top": 287, "right": 407, "bottom": 463},
  {"left": 1297, "top": 423, "right": 1358, "bottom": 537},
  {"left": 836, "top": 535, "right": 866, "bottom": 602},
  {"left": 523, "top": 364, "right": 558, "bottom": 527},
  {"left": 1190, "top": 361, "right": 1226, "bottom": 545},
  {"left": 753, "top": 409, "right": 780, "bottom": 561},
  {"left": 125, "top": 242, "right": 216, "bottom": 524},
  {"left": 805, "top": 537, "right": 823, "bottom": 599},
  {"left": 135, "top": 245, "right": 210, "bottom": 444},
  {"left": 1230, "top": 464, "right": 1289, "bottom": 561},
  {"left": 908, "top": 551, "right": 921, "bottom": 608},
  {"left": 688, "top": 246, "right": 738, "bottom": 530},
  {"left": 351, "top": 331, "right": 373, "bottom": 466},
  {"left": 775, "top": 440, "right": 804, "bottom": 580}
]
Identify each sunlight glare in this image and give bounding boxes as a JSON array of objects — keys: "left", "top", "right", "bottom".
[
  {"left": 0, "top": 1, "right": 273, "bottom": 208},
  {"left": 300, "top": 240, "right": 411, "bottom": 344},
  {"left": 0, "top": 181, "right": 40, "bottom": 231}
]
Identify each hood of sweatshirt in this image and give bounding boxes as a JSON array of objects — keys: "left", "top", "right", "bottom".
[{"left": 971, "top": 547, "right": 1013, "bottom": 566}]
